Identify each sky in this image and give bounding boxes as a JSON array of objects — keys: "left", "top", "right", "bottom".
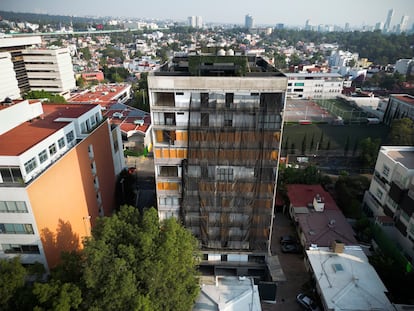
[{"left": 1, "top": 0, "right": 414, "bottom": 27}]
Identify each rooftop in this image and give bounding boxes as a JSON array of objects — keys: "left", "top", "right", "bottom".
[
  {"left": 393, "top": 94, "right": 414, "bottom": 105},
  {"left": 157, "top": 54, "right": 285, "bottom": 77},
  {"left": 306, "top": 246, "right": 394, "bottom": 311},
  {"left": 0, "top": 103, "right": 96, "bottom": 156},
  {"left": 382, "top": 146, "right": 414, "bottom": 169},
  {"left": 286, "top": 184, "right": 337, "bottom": 210}
]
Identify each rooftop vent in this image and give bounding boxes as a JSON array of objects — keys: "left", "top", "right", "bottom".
[{"left": 313, "top": 194, "right": 325, "bottom": 212}]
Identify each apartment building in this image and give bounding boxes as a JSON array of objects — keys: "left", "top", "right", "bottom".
[
  {"left": 285, "top": 73, "right": 344, "bottom": 99},
  {"left": 0, "top": 99, "right": 124, "bottom": 271},
  {"left": 22, "top": 47, "right": 76, "bottom": 98},
  {"left": 363, "top": 146, "right": 414, "bottom": 263},
  {"left": 149, "top": 54, "right": 287, "bottom": 275},
  {"left": 0, "top": 52, "right": 20, "bottom": 100},
  {"left": 0, "top": 36, "right": 42, "bottom": 95},
  {"left": 383, "top": 94, "right": 414, "bottom": 126}
]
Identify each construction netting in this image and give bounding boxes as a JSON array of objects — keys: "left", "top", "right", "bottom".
[{"left": 181, "top": 91, "right": 284, "bottom": 251}]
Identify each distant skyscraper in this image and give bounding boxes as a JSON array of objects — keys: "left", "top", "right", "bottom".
[
  {"left": 398, "top": 15, "right": 409, "bottom": 33},
  {"left": 188, "top": 16, "right": 203, "bottom": 28},
  {"left": 245, "top": 14, "right": 254, "bottom": 29},
  {"left": 384, "top": 9, "right": 394, "bottom": 31},
  {"left": 345, "top": 23, "right": 350, "bottom": 32},
  {"left": 305, "top": 19, "right": 312, "bottom": 31},
  {"left": 375, "top": 22, "right": 384, "bottom": 31}
]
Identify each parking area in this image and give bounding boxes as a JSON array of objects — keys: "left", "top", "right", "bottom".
[{"left": 262, "top": 212, "right": 312, "bottom": 311}]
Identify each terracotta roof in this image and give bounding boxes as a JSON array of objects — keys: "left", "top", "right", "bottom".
[
  {"left": 69, "top": 84, "right": 128, "bottom": 105},
  {"left": 286, "top": 184, "right": 338, "bottom": 210},
  {"left": 0, "top": 103, "right": 96, "bottom": 156}
]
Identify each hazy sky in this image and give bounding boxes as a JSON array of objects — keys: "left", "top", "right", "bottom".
[{"left": 1, "top": 0, "right": 414, "bottom": 27}]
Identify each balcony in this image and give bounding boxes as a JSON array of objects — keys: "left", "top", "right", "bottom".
[{"left": 388, "top": 181, "right": 406, "bottom": 204}]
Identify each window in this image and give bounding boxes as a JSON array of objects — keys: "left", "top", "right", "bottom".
[
  {"left": 0, "top": 201, "right": 28, "bottom": 213},
  {"left": 48, "top": 143, "right": 57, "bottom": 156},
  {"left": 0, "top": 223, "right": 34, "bottom": 234},
  {"left": 376, "top": 188, "right": 383, "bottom": 200},
  {"left": 201, "top": 93, "right": 209, "bottom": 108},
  {"left": 294, "top": 82, "right": 305, "bottom": 86},
  {"left": 24, "top": 158, "right": 37, "bottom": 174},
  {"left": 216, "top": 167, "right": 234, "bottom": 182},
  {"left": 160, "top": 166, "right": 178, "bottom": 177},
  {"left": 58, "top": 137, "right": 66, "bottom": 149},
  {"left": 2, "top": 244, "right": 40, "bottom": 254},
  {"left": 224, "top": 112, "right": 233, "bottom": 127},
  {"left": 382, "top": 165, "right": 390, "bottom": 177},
  {"left": 0, "top": 167, "right": 22, "bottom": 183},
  {"left": 66, "top": 131, "right": 75, "bottom": 143},
  {"left": 201, "top": 113, "right": 209, "bottom": 126},
  {"left": 88, "top": 144, "right": 94, "bottom": 159},
  {"left": 225, "top": 93, "right": 234, "bottom": 107},
  {"left": 38, "top": 150, "right": 48, "bottom": 164}
]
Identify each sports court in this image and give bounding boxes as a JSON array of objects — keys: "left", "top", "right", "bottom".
[{"left": 284, "top": 99, "right": 336, "bottom": 123}]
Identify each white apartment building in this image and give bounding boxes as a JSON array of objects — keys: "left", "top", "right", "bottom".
[
  {"left": 285, "top": 73, "right": 343, "bottom": 99},
  {"left": 22, "top": 47, "right": 76, "bottom": 98},
  {"left": 395, "top": 58, "right": 414, "bottom": 75},
  {"left": 363, "top": 146, "right": 414, "bottom": 263},
  {"left": 328, "top": 50, "right": 359, "bottom": 68},
  {"left": 0, "top": 52, "right": 20, "bottom": 100}
]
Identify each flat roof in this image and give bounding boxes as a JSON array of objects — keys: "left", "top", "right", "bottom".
[
  {"left": 68, "top": 84, "right": 129, "bottom": 106},
  {"left": 384, "top": 148, "right": 414, "bottom": 169},
  {"left": 0, "top": 103, "right": 96, "bottom": 156},
  {"left": 307, "top": 247, "right": 394, "bottom": 311},
  {"left": 285, "top": 73, "right": 342, "bottom": 78}
]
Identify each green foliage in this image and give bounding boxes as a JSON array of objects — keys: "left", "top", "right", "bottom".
[
  {"left": 24, "top": 90, "right": 66, "bottom": 103},
  {"left": 388, "top": 117, "right": 414, "bottom": 145},
  {"left": 100, "top": 46, "right": 125, "bottom": 62},
  {"left": 359, "top": 137, "right": 381, "bottom": 168},
  {"left": 82, "top": 206, "right": 199, "bottom": 311},
  {"left": 0, "top": 258, "right": 27, "bottom": 309},
  {"left": 334, "top": 174, "right": 370, "bottom": 218},
  {"left": 79, "top": 47, "right": 92, "bottom": 61},
  {"left": 102, "top": 66, "right": 130, "bottom": 83},
  {"left": 33, "top": 280, "right": 82, "bottom": 311},
  {"left": 279, "top": 164, "right": 328, "bottom": 185}
]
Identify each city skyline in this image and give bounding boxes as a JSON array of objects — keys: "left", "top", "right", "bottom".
[{"left": 1, "top": 0, "right": 413, "bottom": 27}]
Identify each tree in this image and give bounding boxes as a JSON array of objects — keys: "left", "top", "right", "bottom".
[
  {"left": 79, "top": 47, "right": 91, "bottom": 61},
  {"left": 0, "top": 258, "right": 27, "bottom": 309},
  {"left": 32, "top": 280, "right": 82, "bottom": 311},
  {"left": 82, "top": 206, "right": 199, "bottom": 311},
  {"left": 344, "top": 136, "right": 350, "bottom": 156},
  {"left": 301, "top": 134, "right": 307, "bottom": 155},
  {"left": 388, "top": 118, "right": 414, "bottom": 145},
  {"left": 359, "top": 137, "right": 381, "bottom": 168},
  {"left": 24, "top": 90, "right": 66, "bottom": 103}
]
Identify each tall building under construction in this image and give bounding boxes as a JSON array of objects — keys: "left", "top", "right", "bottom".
[{"left": 148, "top": 54, "right": 287, "bottom": 274}]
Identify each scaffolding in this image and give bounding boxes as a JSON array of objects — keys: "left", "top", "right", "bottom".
[{"left": 182, "top": 92, "right": 284, "bottom": 251}]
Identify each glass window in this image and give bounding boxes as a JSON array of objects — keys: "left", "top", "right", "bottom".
[
  {"left": 66, "top": 131, "right": 75, "bottom": 143},
  {"left": 0, "top": 223, "right": 34, "bottom": 234},
  {"left": 24, "top": 158, "right": 37, "bottom": 174},
  {"left": 38, "top": 150, "right": 48, "bottom": 164},
  {"left": 383, "top": 165, "right": 390, "bottom": 177},
  {"left": 0, "top": 201, "right": 27, "bottom": 213},
  {"left": 216, "top": 167, "right": 234, "bottom": 182},
  {"left": 58, "top": 137, "right": 66, "bottom": 149},
  {"left": 48, "top": 143, "right": 57, "bottom": 156}
]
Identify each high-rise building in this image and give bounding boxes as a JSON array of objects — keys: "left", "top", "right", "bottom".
[
  {"left": 363, "top": 146, "right": 414, "bottom": 264},
  {"left": 0, "top": 99, "right": 125, "bottom": 271},
  {"left": 384, "top": 9, "right": 394, "bottom": 31},
  {"left": 397, "top": 15, "right": 410, "bottom": 33},
  {"left": 0, "top": 36, "right": 42, "bottom": 95},
  {"left": 188, "top": 16, "right": 203, "bottom": 28},
  {"left": 22, "top": 47, "right": 76, "bottom": 98},
  {"left": 148, "top": 54, "right": 287, "bottom": 275},
  {"left": 245, "top": 14, "right": 254, "bottom": 29}
]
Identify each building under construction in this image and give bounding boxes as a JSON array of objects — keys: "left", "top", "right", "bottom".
[{"left": 148, "top": 53, "right": 287, "bottom": 276}]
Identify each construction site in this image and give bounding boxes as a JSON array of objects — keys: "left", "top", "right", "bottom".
[{"left": 149, "top": 53, "right": 287, "bottom": 277}]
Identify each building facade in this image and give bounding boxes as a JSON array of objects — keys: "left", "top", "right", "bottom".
[
  {"left": 22, "top": 47, "right": 76, "bottom": 98},
  {"left": 363, "top": 146, "right": 414, "bottom": 263},
  {"left": 285, "top": 73, "right": 344, "bottom": 99},
  {"left": 149, "top": 54, "right": 287, "bottom": 274},
  {"left": 382, "top": 94, "right": 414, "bottom": 126},
  {"left": 0, "top": 99, "right": 124, "bottom": 271},
  {"left": 0, "top": 52, "right": 20, "bottom": 100},
  {"left": 0, "top": 36, "right": 42, "bottom": 95}
]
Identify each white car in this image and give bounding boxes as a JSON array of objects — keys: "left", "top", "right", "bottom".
[{"left": 296, "top": 293, "right": 321, "bottom": 311}]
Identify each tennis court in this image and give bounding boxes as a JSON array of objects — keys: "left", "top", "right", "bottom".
[{"left": 284, "top": 99, "right": 335, "bottom": 123}]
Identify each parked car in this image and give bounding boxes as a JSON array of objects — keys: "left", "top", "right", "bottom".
[
  {"left": 279, "top": 235, "right": 297, "bottom": 245},
  {"left": 281, "top": 243, "right": 302, "bottom": 253},
  {"left": 296, "top": 293, "right": 321, "bottom": 311}
]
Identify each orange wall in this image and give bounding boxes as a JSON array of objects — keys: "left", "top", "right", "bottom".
[{"left": 27, "top": 121, "right": 117, "bottom": 269}]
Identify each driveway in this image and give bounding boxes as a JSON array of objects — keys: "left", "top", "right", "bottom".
[{"left": 262, "top": 212, "right": 311, "bottom": 311}]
